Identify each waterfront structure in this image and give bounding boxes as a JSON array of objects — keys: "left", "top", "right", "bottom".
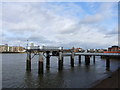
[
  {"left": 74, "top": 48, "right": 85, "bottom": 52},
  {"left": 26, "top": 46, "right": 119, "bottom": 74},
  {"left": 0, "top": 44, "right": 9, "bottom": 52},
  {"left": 0, "top": 44, "right": 25, "bottom": 52},
  {"left": 108, "top": 46, "right": 120, "bottom": 51},
  {"left": 12, "top": 46, "right": 25, "bottom": 52},
  {"left": 60, "top": 48, "right": 84, "bottom": 53},
  {"left": 63, "top": 49, "right": 71, "bottom": 52},
  {"left": 30, "top": 43, "right": 34, "bottom": 47},
  {"left": 104, "top": 46, "right": 120, "bottom": 53},
  {"left": 85, "top": 49, "right": 107, "bottom": 53},
  {"left": 26, "top": 45, "right": 62, "bottom": 73},
  {"left": 95, "top": 49, "right": 107, "bottom": 53}
]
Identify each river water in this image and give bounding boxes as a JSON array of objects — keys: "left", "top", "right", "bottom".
[{"left": 2, "top": 53, "right": 120, "bottom": 88}]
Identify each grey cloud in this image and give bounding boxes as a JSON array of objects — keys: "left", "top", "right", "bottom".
[
  {"left": 107, "top": 29, "right": 118, "bottom": 35},
  {"left": 102, "top": 28, "right": 118, "bottom": 38},
  {"left": 59, "top": 41, "right": 109, "bottom": 49},
  {"left": 60, "top": 25, "right": 79, "bottom": 34},
  {"left": 80, "top": 14, "right": 103, "bottom": 24},
  {"left": 28, "top": 34, "right": 56, "bottom": 45},
  {"left": 59, "top": 21, "right": 83, "bottom": 35},
  {"left": 2, "top": 34, "right": 56, "bottom": 46},
  {"left": 3, "top": 36, "right": 27, "bottom": 42},
  {"left": 104, "top": 35, "right": 112, "bottom": 38},
  {"left": 2, "top": 2, "right": 117, "bottom": 49}
]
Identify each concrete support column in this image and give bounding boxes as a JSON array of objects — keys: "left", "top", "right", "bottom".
[
  {"left": 46, "top": 51, "right": 50, "bottom": 68},
  {"left": 71, "top": 51, "right": 74, "bottom": 67},
  {"left": 26, "top": 51, "right": 31, "bottom": 71},
  {"left": 93, "top": 56, "right": 95, "bottom": 63},
  {"left": 38, "top": 53, "right": 44, "bottom": 74},
  {"left": 85, "top": 55, "right": 90, "bottom": 65},
  {"left": 78, "top": 55, "right": 81, "bottom": 64},
  {"left": 58, "top": 51, "right": 63, "bottom": 70},
  {"left": 106, "top": 56, "right": 110, "bottom": 69}
]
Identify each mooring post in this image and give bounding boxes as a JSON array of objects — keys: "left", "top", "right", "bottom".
[
  {"left": 58, "top": 50, "right": 63, "bottom": 70},
  {"left": 38, "top": 52, "right": 44, "bottom": 74},
  {"left": 85, "top": 55, "right": 90, "bottom": 65},
  {"left": 106, "top": 56, "right": 110, "bottom": 70},
  {"left": 46, "top": 51, "right": 50, "bottom": 68},
  {"left": 93, "top": 56, "right": 95, "bottom": 63},
  {"left": 78, "top": 55, "right": 81, "bottom": 64},
  {"left": 71, "top": 51, "right": 74, "bottom": 67},
  {"left": 26, "top": 51, "right": 31, "bottom": 71}
]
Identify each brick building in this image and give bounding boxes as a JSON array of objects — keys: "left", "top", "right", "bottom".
[
  {"left": 104, "top": 46, "right": 120, "bottom": 53},
  {"left": 108, "top": 46, "right": 120, "bottom": 51}
]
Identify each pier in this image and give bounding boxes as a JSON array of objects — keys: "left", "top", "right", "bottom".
[{"left": 26, "top": 46, "right": 120, "bottom": 74}]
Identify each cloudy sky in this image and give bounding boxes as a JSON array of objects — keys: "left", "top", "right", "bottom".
[{"left": 2, "top": 2, "right": 118, "bottom": 49}]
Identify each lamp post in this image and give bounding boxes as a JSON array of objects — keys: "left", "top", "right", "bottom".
[{"left": 26, "top": 40, "right": 29, "bottom": 49}]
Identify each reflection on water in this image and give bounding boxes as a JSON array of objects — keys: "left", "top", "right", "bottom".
[{"left": 2, "top": 53, "right": 120, "bottom": 88}]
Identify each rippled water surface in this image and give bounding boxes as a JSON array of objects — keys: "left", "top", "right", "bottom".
[{"left": 2, "top": 53, "right": 120, "bottom": 88}]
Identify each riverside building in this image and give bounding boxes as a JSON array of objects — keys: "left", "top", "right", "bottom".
[{"left": 0, "top": 44, "right": 25, "bottom": 52}]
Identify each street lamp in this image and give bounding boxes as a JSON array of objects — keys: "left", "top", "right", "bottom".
[{"left": 26, "top": 40, "right": 29, "bottom": 49}]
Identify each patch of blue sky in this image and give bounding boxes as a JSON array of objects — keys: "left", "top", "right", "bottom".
[
  {"left": 41, "top": 2, "right": 86, "bottom": 19},
  {"left": 99, "top": 18, "right": 118, "bottom": 30},
  {"left": 2, "top": 30, "right": 15, "bottom": 38},
  {"left": 74, "top": 2, "right": 102, "bottom": 15},
  {"left": 40, "top": 2, "right": 118, "bottom": 20}
]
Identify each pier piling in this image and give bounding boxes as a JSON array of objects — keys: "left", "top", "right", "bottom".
[
  {"left": 85, "top": 55, "right": 90, "bottom": 65},
  {"left": 71, "top": 51, "right": 74, "bottom": 67},
  {"left": 38, "top": 53, "right": 44, "bottom": 74},
  {"left": 46, "top": 51, "right": 50, "bottom": 68},
  {"left": 58, "top": 51, "right": 63, "bottom": 70},
  {"left": 79, "top": 55, "right": 81, "bottom": 64},
  {"left": 26, "top": 51, "right": 31, "bottom": 71},
  {"left": 61, "top": 47, "right": 64, "bottom": 66},
  {"left": 106, "top": 56, "right": 110, "bottom": 69},
  {"left": 93, "top": 56, "right": 95, "bottom": 63}
]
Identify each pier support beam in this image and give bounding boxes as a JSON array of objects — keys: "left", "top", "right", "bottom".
[
  {"left": 46, "top": 51, "right": 50, "bottom": 68},
  {"left": 26, "top": 51, "right": 31, "bottom": 71},
  {"left": 85, "top": 55, "right": 90, "bottom": 65},
  {"left": 106, "top": 56, "right": 110, "bottom": 70},
  {"left": 38, "top": 53, "right": 44, "bottom": 74},
  {"left": 93, "top": 56, "right": 95, "bottom": 63},
  {"left": 58, "top": 51, "right": 63, "bottom": 70},
  {"left": 78, "top": 55, "right": 81, "bottom": 64},
  {"left": 71, "top": 51, "right": 74, "bottom": 67}
]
